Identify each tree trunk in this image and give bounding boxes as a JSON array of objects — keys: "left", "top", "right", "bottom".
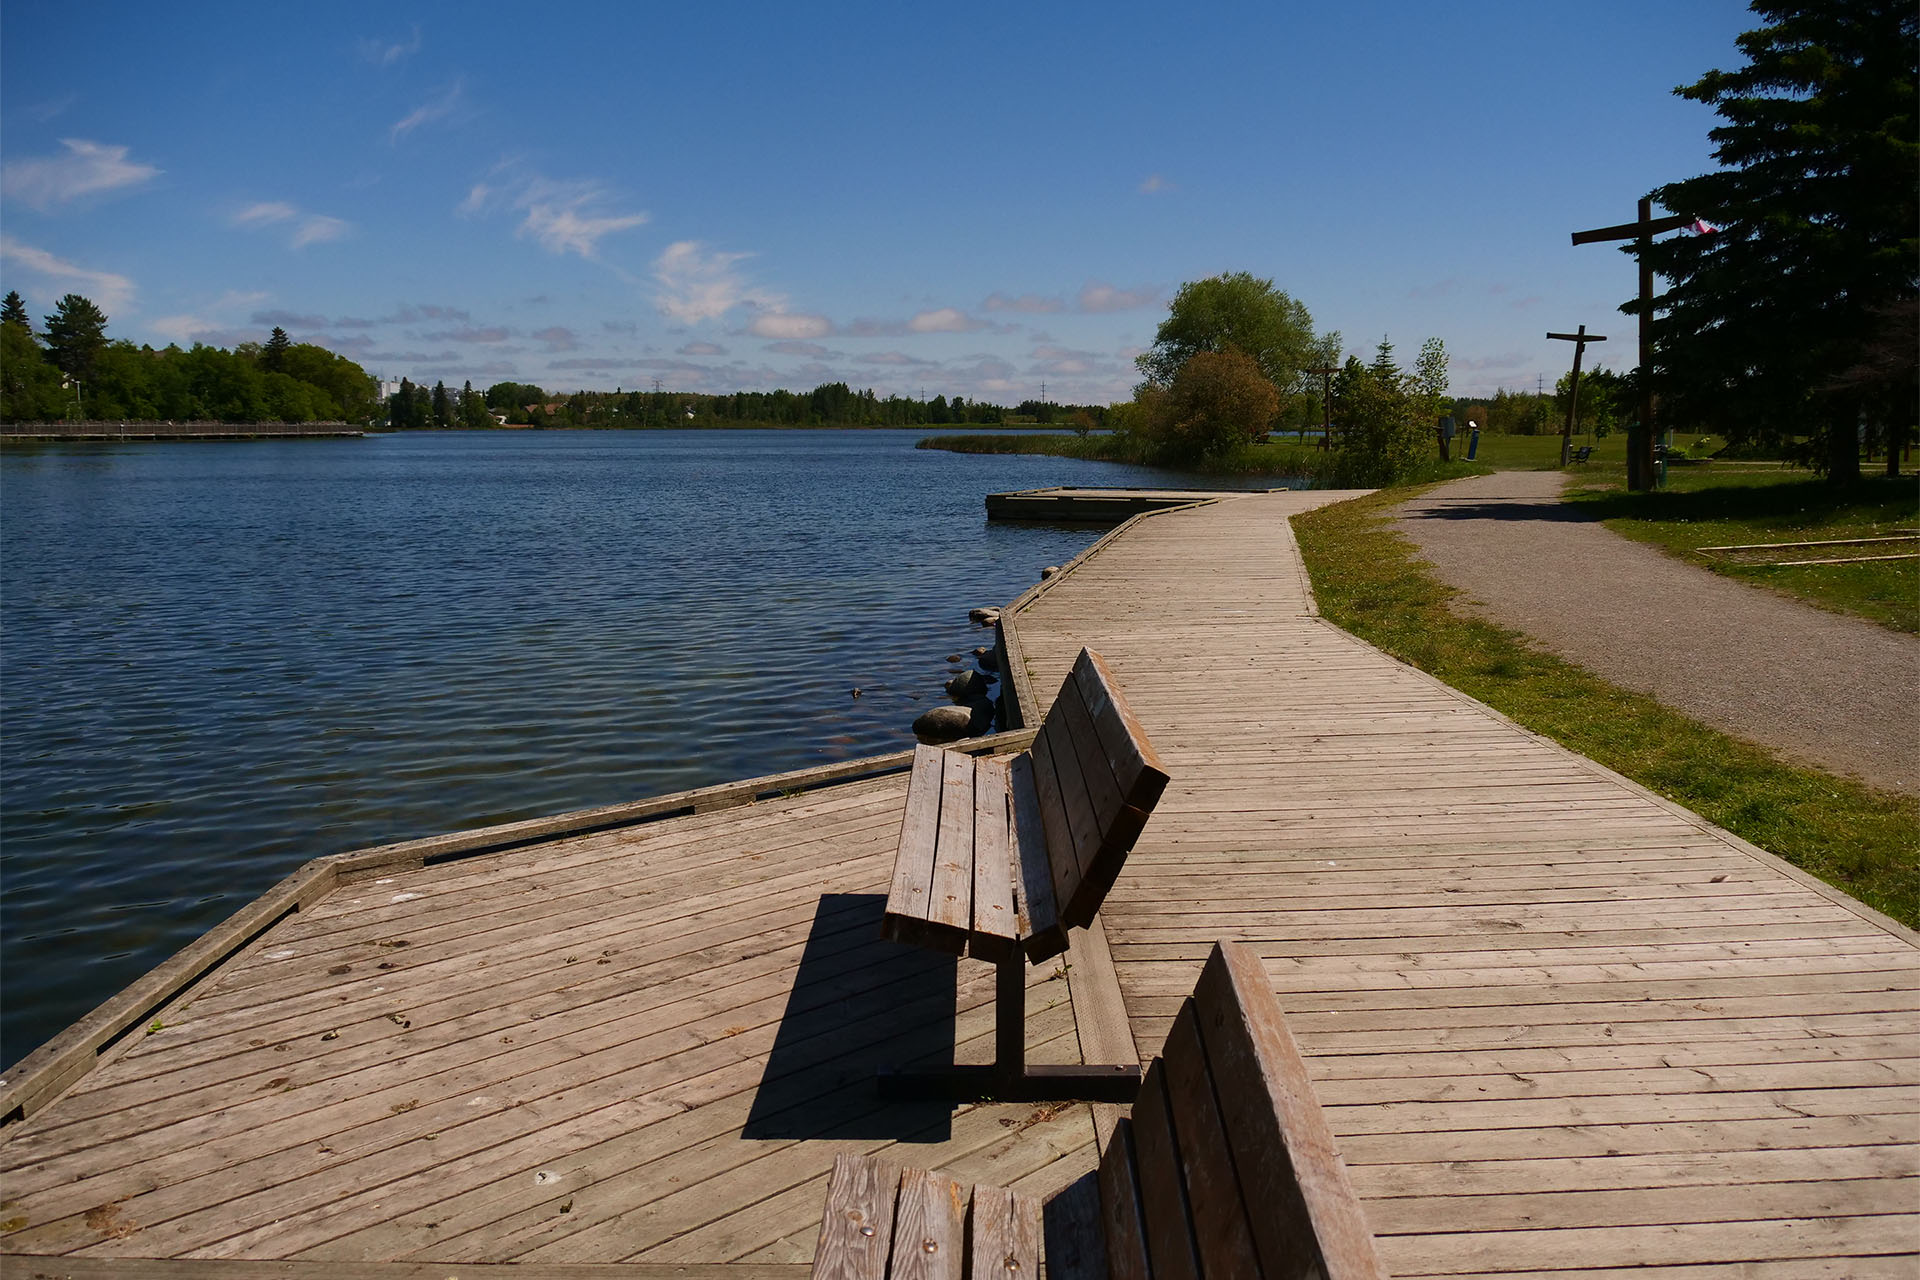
[{"left": 1827, "top": 397, "right": 1861, "bottom": 484}]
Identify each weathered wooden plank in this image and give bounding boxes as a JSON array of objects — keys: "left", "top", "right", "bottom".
[
  {"left": 1069, "top": 648, "right": 1169, "bottom": 813},
  {"left": 882, "top": 747, "right": 965, "bottom": 955},
  {"left": 968, "top": 757, "right": 1018, "bottom": 963},
  {"left": 1094, "top": 1120, "right": 1150, "bottom": 1280},
  {"left": 928, "top": 749, "right": 978, "bottom": 938},
  {"left": 1124, "top": 1061, "right": 1203, "bottom": 1280},
  {"left": 888, "top": 1166, "right": 966, "bottom": 1280},
  {"left": 1041, "top": 1168, "right": 1110, "bottom": 1280},
  {"left": 813, "top": 1153, "right": 900, "bottom": 1280},
  {"left": 1156, "top": 1002, "right": 1260, "bottom": 1280},
  {"left": 1024, "top": 730, "right": 1087, "bottom": 940},
  {"left": 1036, "top": 712, "right": 1104, "bottom": 918},
  {"left": 1192, "top": 941, "right": 1387, "bottom": 1280},
  {"left": 1006, "top": 754, "right": 1066, "bottom": 962},
  {"left": 966, "top": 1182, "right": 1041, "bottom": 1280}
]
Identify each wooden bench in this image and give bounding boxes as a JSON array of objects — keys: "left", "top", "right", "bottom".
[
  {"left": 879, "top": 646, "right": 1168, "bottom": 1102},
  {"left": 812, "top": 941, "right": 1388, "bottom": 1280}
]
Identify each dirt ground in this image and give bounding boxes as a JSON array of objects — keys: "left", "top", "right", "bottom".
[{"left": 1393, "top": 469, "right": 1920, "bottom": 796}]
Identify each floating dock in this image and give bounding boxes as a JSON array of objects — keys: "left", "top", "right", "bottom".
[
  {"left": 984, "top": 485, "right": 1277, "bottom": 522},
  {"left": 2, "top": 488, "right": 1913, "bottom": 1276}
]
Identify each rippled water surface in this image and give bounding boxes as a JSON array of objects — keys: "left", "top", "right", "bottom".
[{"left": 1, "top": 429, "right": 1233, "bottom": 1067}]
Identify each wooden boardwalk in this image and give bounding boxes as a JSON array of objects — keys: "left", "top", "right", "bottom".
[
  {"left": 2, "top": 486, "right": 1913, "bottom": 1275},
  {"left": 1006, "top": 491, "right": 1919, "bottom": 1278}
]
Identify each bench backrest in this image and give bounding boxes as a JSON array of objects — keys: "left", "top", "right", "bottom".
[
  {"left": 1026, "top": 647, "right": 1168, "bottom": 932},
  {"left": 1097, "top": 942, "right": 1387, "bottom": 1280}
]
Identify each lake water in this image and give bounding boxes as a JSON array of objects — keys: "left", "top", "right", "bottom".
[{"left": 0, "top": 429, "right": 1254, "bottom": 1069}]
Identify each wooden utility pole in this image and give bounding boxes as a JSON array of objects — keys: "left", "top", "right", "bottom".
[
  {"left": 1547, "top": 325, "right": 1606, "bottom": 466},
  {"left": 1572, "top": 198, "right": 1690, "bottom": 491},
  {"left": 1306, "top": 365, "right": 1338, "bottom": 448}
]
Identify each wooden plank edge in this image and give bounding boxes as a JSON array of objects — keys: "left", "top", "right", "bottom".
[
  {"left": 1065, "top": 913, "right": 1141, "bottom": 1150},
  {"left": 325, "top": 729, "right": 1036, "bottom": 883},
  {"left": 1304, "top": 616, "right": 1920, "bottom": 947},
  {"left": 2, "top": 731, "right": 1045, "bottom": 1127},
  {"left": 0, "top": 859, "right": 338, "bottom": 1125}
]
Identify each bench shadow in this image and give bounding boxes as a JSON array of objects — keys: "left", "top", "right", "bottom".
[
  {"left": 1400, "top": 497, "right": 1598, "bottom": 523},
  {"left": 741, "top": 893, "right": 958, "bottom": 1142}
]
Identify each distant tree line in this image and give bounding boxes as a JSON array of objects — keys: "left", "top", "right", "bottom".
[
  {"left": 386, "top": 379, "right": 1107, "bottom": 430},
  {"left": 0, "top": 292, "right": 379, "bottom": 424}
]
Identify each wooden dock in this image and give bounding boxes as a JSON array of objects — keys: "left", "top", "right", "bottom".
[
  {"left": 2, "top": 488, "right": 1914, "bottom": 1276},
  {"left": 984, "top": 486, "right": 1279, "bottom": 522},
  {"left": 0, "top": 421, "right": 362, "bottom": 441}
]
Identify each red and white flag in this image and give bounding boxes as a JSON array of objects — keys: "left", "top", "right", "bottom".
[{"left": 1689, "top": 218, "right": 1722, "bottom": 235}]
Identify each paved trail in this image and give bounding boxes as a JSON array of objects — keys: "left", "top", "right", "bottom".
[{"left": 1394, "top": 469, "right": 1920, "bottom": 795}]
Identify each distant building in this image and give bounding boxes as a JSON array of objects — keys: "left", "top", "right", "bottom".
[{"left": 376, "top": 377, "right": 405, "bottom": 400}]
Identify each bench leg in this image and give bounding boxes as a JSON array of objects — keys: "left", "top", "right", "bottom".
[{"left": 877, "top": 952, "right": 1141, "bottom": 1104}]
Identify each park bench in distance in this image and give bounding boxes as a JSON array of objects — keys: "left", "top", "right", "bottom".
[
  {"left": 880, "top": 646, "right": 1168, "bottom": 1102},
  {"left": 812, "top": 941, "right": 1389, "bottom": 1280}
]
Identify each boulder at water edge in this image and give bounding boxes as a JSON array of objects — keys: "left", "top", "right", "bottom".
[
  {"left": 946, "top": 669, "right": 989, "bottom": 701},
  {"left": 973, "top": 646, "right": 999, "bottom": 671},
  {"left": 969, "top": 607, "right": 1000, "bottom": 625},
  {"left": 913, "top": 704, "right": 975, "bottom": 743}
]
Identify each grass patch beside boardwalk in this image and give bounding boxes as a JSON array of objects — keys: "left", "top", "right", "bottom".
[
  {"left": 1292, "top": 485, "right": 1919, "bottom": 929},
  {"left": 1566, "top": 469, "right": 1919, "bottom": 633}
]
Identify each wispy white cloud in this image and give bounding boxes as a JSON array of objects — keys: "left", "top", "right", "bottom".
[
  {"left": 0, "top": 236, "right": 136, "bottom": 312},
  {"left": 1077, "top": 282, "right": 1158, "bottom": 313},
  {"left": 908, "top": 307, "right": 983, "bottom": 334},
  {"left": 857, "top": 350, "right": 936, "bottom": 367},
  {"left": 533, "top": 326, "right": 578, "bottom": 351},
  {"left": 422, "top": 326, "right": 511, "bottom": 344},
  {"left": 2, "top": 139, "right": 160, "bottom": 211},
  {"left": 232, "top": 202, "right": 349, "bottom": 249},
  {"left": 233, "top": 201, "right": 297, "bottom": 227},
  {"left": 462, "top": 166, "right": 647, "bottom": 260},
  {"left": 763, "top": 340, "right": 835, "bottom": 357},
  {"left": 1138, "top": 174, "right": 1173, "bottom": 194},
  {"left": 679, "top": 341, "right": 727, "bottom": 356},
  {"left": 653, "top": 241, "right": 782, "bottom": 324},
  {"left": 292, "top": 215, "right": 350, "bottom": 248},
  {"left": 746, "top": 310, "right": 831, "bottom": 340},
  {"left": 390, "top": 79, "right": 464, "bottom": 144},
  {"left": 28, "top": 94, "right": 77, "bottom": 123},
  {"left": 360, "top": 25, "right": 422, "bottom": 66}
]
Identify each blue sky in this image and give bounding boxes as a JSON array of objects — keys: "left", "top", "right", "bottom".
[{"left": 1, "top": 1, "right": 1755, "bottom": 402}]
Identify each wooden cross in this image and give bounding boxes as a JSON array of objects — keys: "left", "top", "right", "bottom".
[
  {"left": 1572, "top": 198, "right": 1691, "bottom": 491},
  {"left": 1547, "top": 324, "right": 1607, "bottom": 467}
]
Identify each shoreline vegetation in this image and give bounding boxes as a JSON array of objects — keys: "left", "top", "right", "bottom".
[{"left": 1291, "top": 486, "right": 1919, "bottom": 930}]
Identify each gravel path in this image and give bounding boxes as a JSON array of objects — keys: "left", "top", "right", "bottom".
[{"left": 1393, "top": 469, "right": 1920, "bottom": 795}]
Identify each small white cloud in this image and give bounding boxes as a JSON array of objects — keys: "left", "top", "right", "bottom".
[
  {"left": 533, "top": 326, "right": 578, "bottom": 351},
  {"left": 520, "top": 201, "right": 647, "bottom": 259},
  {"left": 1139, "top": 174, "right": 1173, "bottom": 194},
  {"left": 2, "top": 139, "right": 160, "bottom": 211},
  {"left": 390, "top": 80, "right": 463, "bottom": 144},
  {"left": 149, "top": 289, "right": 269, "bottom": 344},
  {"left": 292, "top": 215, "right": 350, "bottom": 248},
  {"left": 908, "top": 307, "right": 982, "bottom": 334},
  {"left": 653, "top": 241, "right": 780, "bottom": 324},
  {"left": 360, "top": 25, "right": 422, "bottom": 66},
  {"left": 457, "top": 182, "right": 491, "bottom": 215},
  {"left": 0, "top": 236, "right": 136, "bottom": 313},
  {"left": 746, "top": 310, "right": 831, "bottom": 340},
  {"left": 1077, "top": 282, "right": 1158, "bottom": 313},
  {"left": 233, "top": 202, "right": 297, "bottom": 227}
]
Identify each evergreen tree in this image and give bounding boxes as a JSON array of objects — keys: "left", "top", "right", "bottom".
[
  {"left": 431, "top": 380, "right": 451, "bottom": 428},
  {"left": 1, "top": 290, "right": 32, "bottom": 333},
  {"left": 262, "top": 326, "right": 292, "bottom": 374},
  {"left": 1636, "top": 0, "right": 1918, "bottom": 481},
  {"left": 42, "top": 294, "right": 110, "bottom": 383}
]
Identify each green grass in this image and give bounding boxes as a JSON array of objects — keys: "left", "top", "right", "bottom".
[
  {"left": 1292, "top": 485, "right": 1919, "bottom": 928},
  {"left": 1565, "top": 467, "right": 1919, "bottom": 633}
]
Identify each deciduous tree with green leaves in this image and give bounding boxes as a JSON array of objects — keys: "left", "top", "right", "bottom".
[
  {"left": 1635, "top": 0, "right": 1917, "bottom": 482},
  {"left": 1135, "top": 272, "right": 1316, "bottom": 395},
  {"left": 1146, "top": 347, "right": 1281, "bottom": 463}
]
